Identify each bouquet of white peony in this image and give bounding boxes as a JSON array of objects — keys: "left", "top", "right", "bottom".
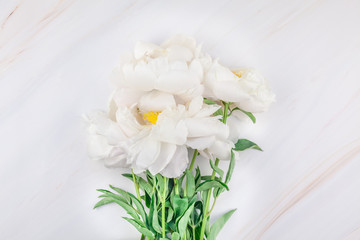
[{"left": 87, "top": 35, "right": 274, "bottom": 240}]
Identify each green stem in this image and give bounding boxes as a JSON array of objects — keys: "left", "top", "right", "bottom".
[
  {"left": 222, "top": 102, "right": 230, "bottom": 124},
  {"left": 132, "top": 170, "right": 141, "bottom": 201},
  {"left": 185, "top": 149, "right": 198, "bottom": 197},
  {"left": 174, "top": 178, "right": 179, "bottom": 195},
  {"left": 192, "top": 226, "right": 196, "bottom": 240},
  {"left": 199, "top": 102, "right": 230, "bottom": 240},
  {"left": 161, "top": 177, "right": 168, "bottom": 238},
  {"left": 189, "top": 149, "right": 198, "bottom": 171},
  {"left": 208, "top": 196, "right": 218, "bottom": 215}
]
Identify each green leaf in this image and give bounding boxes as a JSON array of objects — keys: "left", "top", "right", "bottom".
[
  {"left": 122, "top": 173, "right": 133, "bottom": 180},
  {"left": 178, "top": 203, "right": 195, "bottom": 238},
  {"left": 155, "top": 174, "right": 165, "bottom": 196},
  {"left": 209, "top": 160, "right": 224, "bottom": 179},
  {"left": 239, "top": 109, "right": 256, "bottom": 123},
  {"left": 122, "top": 173, "right": 153, "bottom": 196},
  {"left": 205, "top": 219, "right": 210, "bottom": 238},
  {"left": 185, "top": 170, "right": 195, "bottom": 197},
  {"left": 200, "top": 176, "right": 221, "bottom": 181},
  {"left": 173, "top": 195, "right": 188, "bottom": 220},
  {"left": 171, "top": 232, "right": 180, "bottom": 240},
  {"left": 192, "top": 201, "right": 203, "bottom": 227},
  {"left": 109, "top": 185, "right": 131, "bottom": 203},
  {"left": 195, "top": 167, "right": 201, "bottom": 187},
  {"left": 138, "top": 177, "right": 153, "bottom": 196},
  {"left": 204, "top": 98, "right": 223, "bottom": 116},
  {"left": 196, "top": 180, "right": 229, "bottom": 192},
  {"left": 146, "top": 170, "right": 154, "bottom": 185},
  {"left": 112, "top": 198, "right": 141, "bottom": 221},
  {"left": 128, "top": 192, "right": 147, "bottom": 223},
  {"left": 93, "top": 197, "right": 113, "bottom": 209},
  {"left": 213, "top": 187, "right": 222, "bottom": 198},
  {"left": 230, "top": 107, "right": 256, "bottom": 123},
  {"left": 208, "top": 209, "right": 236, "bottom": 240},
  {"left": 213, "top": 108, "right": 223, "bottom": 117},
  {"left": 152, "top": 208, "right": 162, "bottom": 234},
  {"left": 225, "top": 150, "right": 236, "bottom": 185},
  {"left": 123, "top": 217, "right": 154, "bottom": 240},
  {"left": 233, "top": 139, "right": 262, "bottom": 151},
  {"left": 201, "top": 191, "right": 209, "bottom": 211},
  {"left": 167, "top": 207, "right": 174, "bottom": 223},
  {"left": 148, "top": 193, "right": 161, "bottom": 233},
  {"left": 144, "top": 191, "right": 151, "bottom": 208},
  {"left": 94, "top": 197, "right": 140, "bottom": 222},
  {"left": 203, "top": 98, "right": 217, "bottom": 105},
  {"left": 96, "top": 189, "right": 127, "bottom": 203}
]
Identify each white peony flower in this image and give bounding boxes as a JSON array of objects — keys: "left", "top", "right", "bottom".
[
  {"left": 204, "top": 61, "right": 275, "bottom": 113},
  {"left": 87, "top": 94, "right": 228, "bottom": 177},
  {"left": 110, "top": 35, "right": 204, "bottom": 104}
]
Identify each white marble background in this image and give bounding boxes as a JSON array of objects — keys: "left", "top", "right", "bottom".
[{"left": 1, "top": 0, "right": 360, "bottom": 239}]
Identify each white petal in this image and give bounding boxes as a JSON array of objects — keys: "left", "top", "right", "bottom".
[
  {"left": 186, "top": 136, "right": 216, "bottom": 150},
  {"left": 167, "top": 45, "right": 194, "bottom": 62},
  {"left": 87, "top": 129, "right": 112, "bottom": 160},
  {"left": 156, "top": 66, "right": 199, "bottom": 94},
  {"left": 160, "top": 145, "right": 189, "bottom": 178},
  {"left": 87, "top": 111, "right": 126, "bottom": 144},
  {"left": 148, "top": 143, "right": 177, "bottom": 175},
  {"left": 162, "top": 35, "right": 197, "bottom": 53},
  {"left": 133, "top": 137, "right": 161, "bottom": 169},
  {"left": 185, "top": 117, "right": 228, "bottom": 140},
  {"left": 138, "top": 91, "right": 176, "bottom": 113},
  {"left": 112, "top": 88, "right": 144, "bottom": 108},
  {"left": 209, "top": 80, "right": 251, "bottom": 103},
  {"left": 152, "top": 116, "right": 188, "bottom": 145},
  {"left": 189, "top": 59, "right": 203, "bottom": 79},
  {"left": 187, "top": 96, "right": 203, "bottom": 116},
  {"left": 104, "top": 148, "right": 129, "bottom": 168},
  {"left": 134, "top": 41, "right": 162, "bottom": 59},
  {"left": 109, "top": 52, "right": 133, "bottom": 87},
  {"left": 148, "top": 57, "right": 169, "bottom": 77},
  {"left": 116, "top": 107, "right": 143, "bottom": 137},
  {"left": 207, "top": 140, "right": 234, "bottom": 160},
  {"left": 193, "top": 104, "right": 221, "bottom": 118},
  {"left": 122, "top": 61, "right": 157, "bottom": 91}
]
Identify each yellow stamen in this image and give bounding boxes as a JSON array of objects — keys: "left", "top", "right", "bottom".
[
  {"left": 233, "top": 71, "right": 242, "bottom": 78},
  {"left": 143, "top": 111, "right": 160, "bottom": 125}
]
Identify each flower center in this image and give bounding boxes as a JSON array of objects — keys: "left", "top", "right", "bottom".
[
  {"left": 143, "top": 111, "right": 160, "bottom": 125},
  {"left": 233, "top": 71, "right": 242, "bottom": 78}
]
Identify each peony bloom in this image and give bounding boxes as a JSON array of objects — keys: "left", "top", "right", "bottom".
[
  {"left": 204, "top": 61, "right": 275, "bottom": 113},
  {"left": 87, "top": 94, "right": 228, "bottom": 177},
  {"left": 87, "top": 35, "right": 231, "bottom": 178},
  {"left": 110, "top": 35, "right": 204, "bottom": 103}
]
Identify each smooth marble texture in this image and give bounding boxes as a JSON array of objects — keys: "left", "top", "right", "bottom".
[{"left": 1, "top": 0, "right": 360, "bottom": 239}]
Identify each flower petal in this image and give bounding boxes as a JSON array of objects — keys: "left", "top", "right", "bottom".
[
  {"left": 206, "top": 140, "right": 234, "bottom": 161},
  {"left": 160, "top": 145, "right": 188, "bottom": 178},
  {"left": 115, "top": 107, "right": 143, "bottom": 137},
  {"left": 133, "top": 136, "right": 161, "bottom": 170},
  {"left": 186, "top": 136, "right": 216, "bottom": 150},
  {"left": 185, "top": 117, "right": 228, "bottom": 140},
  {"left": 87, "top": 129, "right": 112, "bottom": 160},
  {"left": 134, "top": 41, "right": 162, "bottom": 59},
  {"left": 112, "top": 88, "right": 144, "bottom": 108},
  {"left": 148, "top": 143, "right": 177, "bottom": 175},
  {"left": 138, "top": 90, "right": 176, "bottom": 113},
  {"left": 122, "top": 61, "right": 157, "bottom": 91}
]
